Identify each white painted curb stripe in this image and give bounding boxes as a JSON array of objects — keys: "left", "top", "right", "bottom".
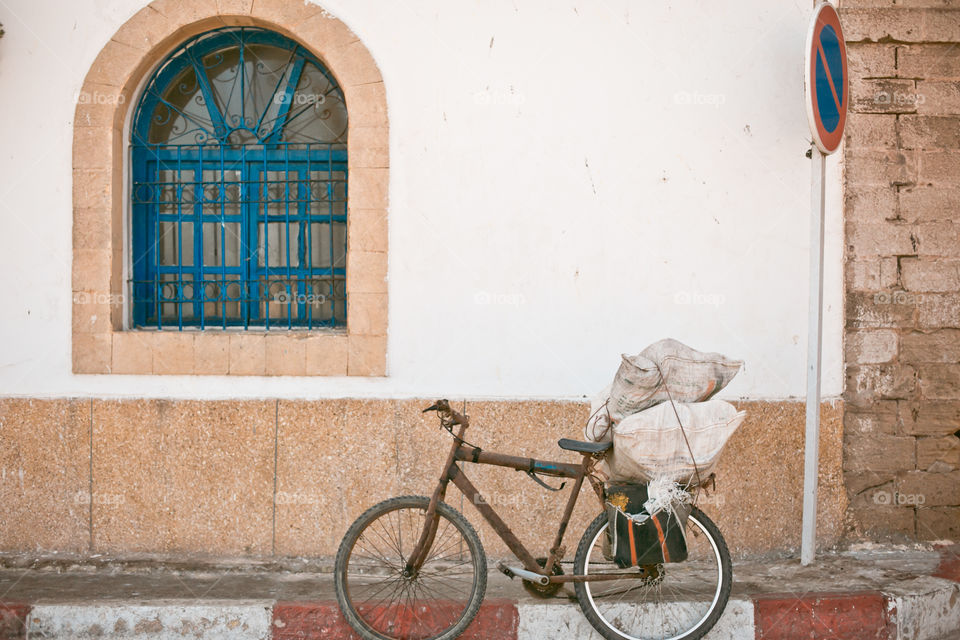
[
  {"left": 884, "top": 577, "right": 960, "bottom": 640},
  {"left": 27, "top": 601, "right": 274, "bottom": 640},
  {"left": 516, "top": 599, "right": 755, "bottom": 640}
]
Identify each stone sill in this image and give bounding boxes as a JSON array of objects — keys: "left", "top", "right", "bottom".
[{"left": 74, "top": 330, "right": 385, "bottom": 377}]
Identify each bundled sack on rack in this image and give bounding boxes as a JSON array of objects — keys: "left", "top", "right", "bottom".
[
  {"left": 600, "top": 399, "right": 747, "bottom": 484},
  {"left": 607, "top": 339, "right": 743, "bottom": 423}
]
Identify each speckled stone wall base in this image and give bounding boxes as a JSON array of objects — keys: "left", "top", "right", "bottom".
[{"left": 0, "top": 398, "right": 844, "bottom": 559}]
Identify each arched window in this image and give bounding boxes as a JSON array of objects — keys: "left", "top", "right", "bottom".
[{"left": 131, "top": 27, "right": 347, "bottom": 330}]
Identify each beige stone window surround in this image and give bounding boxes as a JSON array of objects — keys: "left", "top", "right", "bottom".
[{"left": 72, "top": 0, "right": 388, "bottom": 376}]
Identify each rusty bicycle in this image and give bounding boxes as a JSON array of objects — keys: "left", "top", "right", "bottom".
[{"left": 333, "top": 400, "right": 732, "bottom": 640}]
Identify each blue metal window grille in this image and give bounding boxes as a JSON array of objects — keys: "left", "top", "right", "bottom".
[{"left": 130, "top": 27, "right": 347, "bottom": 330}]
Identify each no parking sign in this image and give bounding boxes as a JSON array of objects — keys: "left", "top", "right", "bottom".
[
  {"left": 805, "top": 2, "right": 848, "bottom": 154},
  {"left": 801, "top": 2, "right": 847, "bottom": 568}
]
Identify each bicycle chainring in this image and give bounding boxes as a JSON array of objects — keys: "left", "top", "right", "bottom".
[{"left": 521, "top": 557, "right": 564, "bottom": 598}]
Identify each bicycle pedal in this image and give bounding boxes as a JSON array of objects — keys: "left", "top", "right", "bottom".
[{"left": 496, "top": 561, "right": 517, "bottom": 580}]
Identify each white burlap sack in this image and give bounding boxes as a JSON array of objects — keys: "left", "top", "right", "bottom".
[
  {"left": 600, "top": 399, "right": 746, "bottom": 484},
  {"left": 607, "top": 339, "right": 743, "bottom": 422}
]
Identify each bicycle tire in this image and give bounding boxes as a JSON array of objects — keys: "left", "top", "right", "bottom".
[
  {"left": 573, "top": 506, "right": 732, "bottom": 640},
  {"left": 334, "top": 495, "right": 488, "bottom": 640}
]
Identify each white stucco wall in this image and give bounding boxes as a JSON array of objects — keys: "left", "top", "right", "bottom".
[{"left": 0, "top": 0, "right": 843, "bottom": 401}]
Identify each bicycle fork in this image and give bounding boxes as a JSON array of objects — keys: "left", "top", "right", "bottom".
[{"left": 404, "top": 422, "right": 465, "bottom": 577}]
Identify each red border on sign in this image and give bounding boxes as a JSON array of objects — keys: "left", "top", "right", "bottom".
[{"left": 806, "top": 3, "right": 848, "bottom": 154}]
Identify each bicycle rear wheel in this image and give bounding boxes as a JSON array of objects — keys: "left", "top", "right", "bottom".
[
  {"left": 334, "top": 495, "right": 487, "bottom": 640},
  {"left": 573, "top": 507, "right": 732, "bottom": 640}
]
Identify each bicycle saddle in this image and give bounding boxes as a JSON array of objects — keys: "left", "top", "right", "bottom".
[{"left": 557, "top": 438, "right": 612, "bottom": 454}]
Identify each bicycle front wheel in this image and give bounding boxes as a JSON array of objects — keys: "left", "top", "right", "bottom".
[
  {"left": 334, "top": 495, "right": 487, "bottom": 640},
  {"left": 573, "top": 506, "right": 732, "bottom": 640}
]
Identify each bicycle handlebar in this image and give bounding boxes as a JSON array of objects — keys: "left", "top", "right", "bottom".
[{"left": 422, "top": 399, "right": 469, "bottom": 428}]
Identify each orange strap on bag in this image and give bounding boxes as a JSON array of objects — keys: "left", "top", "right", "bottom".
[{"left": 651, "top": 513, "right": 670, "bottom": 563}]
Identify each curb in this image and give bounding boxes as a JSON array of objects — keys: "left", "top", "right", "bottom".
[
  {"left": 1, "top": 547, "right": 958, "bottom": 640},
  {"left": 4, "top": 585, "right": 958, "bottom": 640}
]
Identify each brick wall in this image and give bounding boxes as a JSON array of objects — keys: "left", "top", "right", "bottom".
[{"left": 841, "top": 0, "right": 960, "bottom": 541}]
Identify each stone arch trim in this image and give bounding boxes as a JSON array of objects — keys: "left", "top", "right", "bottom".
[{"left": 72, "top": 0, "right": 388, "bottom": 376}]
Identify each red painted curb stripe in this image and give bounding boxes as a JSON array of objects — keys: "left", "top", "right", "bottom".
[
  {"left": 0, "top": 602, "right": 30, "bottom": 640},
  {"left": 753, "top": 591, "right": 894, "bottom": 640},
  {"left": 933, "top": 543, "right": 960, "bottom": 583},
  {"left": 271, "top": 599, "right": 518, "bottom": 640}
]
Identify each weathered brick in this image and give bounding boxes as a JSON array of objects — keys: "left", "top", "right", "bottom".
[
  {"left": 842, "top": 8, "right": 924, "bottom": 42},
  {"left": 900, "top": 399, "right": 960, "bottom": 435},
  {"left": 845, "top": 149, "right": 918, "bottom": 186},
  {"left": 848, "top": 478, "right": 903, "bottom": 522},
  {"left": 917, "top": 293, "right": 960, "bottom": 328},
  {"left": 902, "top": 329, "right": 960, "bottom": 362},
  {"left": 917, "top": 435, "right": 960, "bottom": 471},
  {"left": 845, "top": 185, "right": 899, "bottom": 223},
  {"left": 847, "top": 220, "right": 918, "bottom": 257},
  {"left": 919, "top": 150, "right": 960, "bottom": 183},
  {"left": 900, "top": 115, "right": 960, "bottom": 149},
  {"left": 846, "top": 329, "right": 900, "bottom": 363},
  {"left": 900, "top": 256, "right": 960, "bottom": 291},
  {"left": 845, "top": 432, "right": 917, "bottom": 472},
  {"left": 899, "top": 44, "right": 960, "bottom": 78},
  {"left": 914, "top": 222, "right": 960, "bottom": 256},
  {"left": 917, "top": 506, "right": 960, "bottom": 539},
  {"left": 847, "top": 259, "right": 883, "bottom": 291},
  {"left": 920, "top": 9, "right": 960, "bottom": 42},
  {"left": 852, "top": 78, "right": 921, "bottom": 113},
  {"left": 846, "top": 364, "right": 918, "bottom": 404},
  {"left": 839, "top": 0, "right": 896, "bottom": 7},
  {"left": 881, "top": 257, "right": 901, "bottom": 288},
  {"left": 846, "top": 471, "right": 897, "bottom": 496},
  {"left": 845, "top": 406, "right": 901, "bottom": 436},
  {"left": 899, "top": 0, "right": 960, "bottom": 7},
  {"left": 918, "top": 363, "right": 960, "bottom": 398},
  {"left": 847, "top": 42, "right": 898, "bottom": 78},
  {"left": 849, "top": 504, "right": 917, "bottom": 538},
  {"left": 898, "top": 186, "right": 960, "bottom": 223},
  {"left": 846, "top": 113, "right": 898, "bottom": 149},
  {"left": 916, "top": 80, "right": 960, "bottom": 115},
  {"left": 899, "top": 470, "right": 960, "bottom": 505},
  {"left": 846, "top": 291, "right": 917, "bottom": 329}
]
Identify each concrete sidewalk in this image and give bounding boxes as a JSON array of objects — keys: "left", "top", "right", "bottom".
[{"left": 0, "top": 545, "right": 958, "bottom": 639}]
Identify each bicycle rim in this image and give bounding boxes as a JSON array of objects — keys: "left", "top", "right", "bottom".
[
  {"left": 339, "top": 499, "right": 484, "bottom": 640},
  {"left": 579, "top": 513, "right": 729, "bottom": 640}
]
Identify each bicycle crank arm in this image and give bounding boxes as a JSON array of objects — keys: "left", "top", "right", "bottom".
[{"left": 497, "top": 561, "right": 550, "bottom": 586}]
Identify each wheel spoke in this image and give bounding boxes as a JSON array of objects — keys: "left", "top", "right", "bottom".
[
  {"left": 335, "top": 498, "right": 484, "bottom": 640},
  {"left": 575, "top": 510, "right": 730, "bottom": 640}
]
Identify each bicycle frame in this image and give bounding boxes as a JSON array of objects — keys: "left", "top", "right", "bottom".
[{"left": 405, "top": 420, "right": 634, "bottom": 584}]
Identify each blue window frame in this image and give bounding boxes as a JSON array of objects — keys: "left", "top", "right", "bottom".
[{"left": 130, "top": 27, "right": 347, "bottom": 330}]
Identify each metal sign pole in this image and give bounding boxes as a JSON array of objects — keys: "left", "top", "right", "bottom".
[{"left": 801, "top": 147, "right": 826, "bottom": 566}]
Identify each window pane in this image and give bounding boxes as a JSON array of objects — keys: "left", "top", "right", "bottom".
[
  {"left": 202, "top": 222, "right": 242, "bottom": 267},
  {"left": 309, "top": 222, "right": 346, "bottom": 269},
  {"left": 258, "top": 221, "right": 300, "bottom": 268},
  {"left": 131, "top": 27, "right": 350, "bottom": 329},
  {"left": 159, "top": 273, "right": 194, "bottom": 323},
  {"left": 158, "top": 221, "right": 194, "bottom": 267}
]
